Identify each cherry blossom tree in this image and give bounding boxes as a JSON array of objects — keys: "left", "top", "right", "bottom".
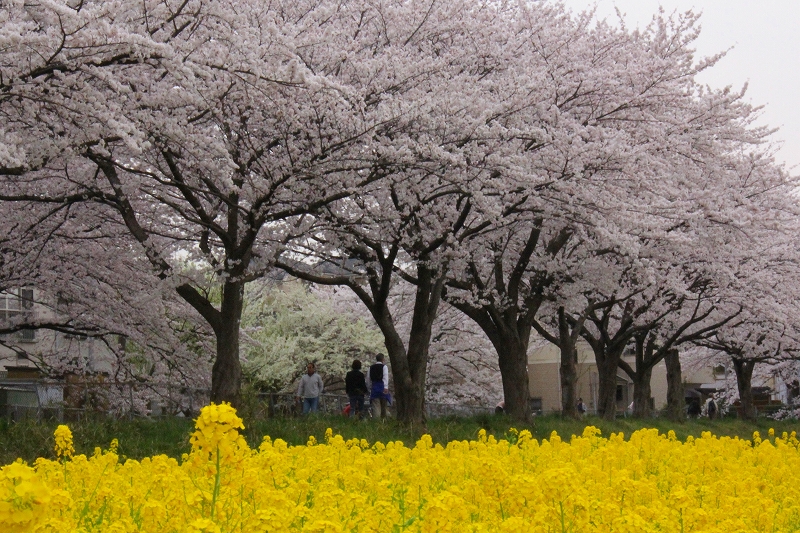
[
  {"left": 525, "top": 9, "right": 798, "bottom": 420},
  {"left": 3, "top": 0, "right": 797, "bottom": 420},
  {"left": 0, "top": 205, "right": 214, "bottom": 395},
  {"left": 439, "top": 7, "right": 746, "bottom": 420},
  {"left": 1, "top": 0, "right": 474, "bottom": 406},
  {"left": 690, "top": 265, "right": 800, "bottom": 420}
]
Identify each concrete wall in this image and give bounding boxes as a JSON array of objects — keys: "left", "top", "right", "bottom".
[{"left": 528, "top": 341, "right": 669, "bottom": 414}]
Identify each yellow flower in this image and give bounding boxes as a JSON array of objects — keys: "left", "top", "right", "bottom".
[
  {"left": 5, "top": 405, "right": 800, "bottom": 532},
  {"left": 53, "top": 425, "right": 74, "bottom": 459},
  {"left": 189, "top": 402, "right": 247, "bottom": 461},
  {"left": 187, "top": 517, "right": 221, "bottom": 533}
]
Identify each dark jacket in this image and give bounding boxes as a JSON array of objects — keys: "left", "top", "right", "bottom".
[{"left": 345, "top": 369, "right": 368, "bottom": 397}]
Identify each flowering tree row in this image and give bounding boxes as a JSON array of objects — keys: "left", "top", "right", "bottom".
[{"left": 1, "top": 0, "right": 798, "bottom": 422}]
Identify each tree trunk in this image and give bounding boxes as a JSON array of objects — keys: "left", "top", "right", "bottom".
[
  {"left": 558, "top": 308, "right": 579, "bottom": 418},
  {"left": 559, "top": 345, "right": 578, "bottom": 418},
  {"left": 596, "top": 353, "right": 620, "bottom": 420},
  {"left": 663, "top": 348, "right": 684, "bottom": 422},
  {"left": 371, "top": 264, "right": 443, "bottom": 426},
  {"left": 388, "top": 339, "right": 428, "bottom": 427},
  {"left": 447, "top": 304, "right": 533, "bottom": 422},
  {"left": 732, "top": 357, "right": 757, "bottom": 421},
  {"left": 631, "top": 366, "right": 653, "bottom": 418},
  {"left": 493, "top": 335, "right": 531, "bottom": 421},
  {"left": 210, "top": 280, "right": 244, "bottom": 406},
  {"left": 394, "top": 316, "right": 435, "bottom": 427},
  {"left": 378, "top": 326, "right": 430, "bottom": 427}
]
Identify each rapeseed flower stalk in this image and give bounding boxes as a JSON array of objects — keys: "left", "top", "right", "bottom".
[
  {"left": 189, "top": 402, "right": 247, "bottom": 462},
  {"left": 189, "top": 403, "right": 248, "bottom": 520},
  {"left": 53, "top": 424, "right": 74, "bottom": 459}
]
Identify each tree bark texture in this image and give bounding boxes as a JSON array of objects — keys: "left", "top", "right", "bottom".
[
  {"left": 631, "top": 366, "right": 653, "bottom": 418},
  {"left": 449, "top": 306, "right": 533, "bottom": 422},
  {"left": 558, "top": 308, "right": 579, "bottom": 418},
  {"left": 595, "top": 351, "right": 621, "bottom": 420},
  {"left": 663, "top": 348, "right": 684, "bottom": 421},
  {"left": 732, "top": 357, "right": 757, "bottom": 421},
  {"left": 372, "top": 264, "right": 444, "bottom": 426},
  {"left": 210, "top": 280, "right": 244, "bottom": 406},
  {"left": 492, "top": 335, "right": 531, "bottom": 421}
]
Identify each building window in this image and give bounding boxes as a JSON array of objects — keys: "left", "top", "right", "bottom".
[
  {"left": 0, "top": 288, "right": 35, "bottom": 341},
  {"left": 713, "top": 365, "right": 727, "bottom": 379},
  {"left": 529, "top": 397, "right": 543, "bottom": 415}
]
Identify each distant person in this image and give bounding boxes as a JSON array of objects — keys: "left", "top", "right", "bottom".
[
  {"left": 707, "top": 398, "right": 717, "bottom": 420},
  {"left": 577, "top": 398, "right": 587, "bottom": 416},
  {"left": 297, "top": 363, "right": 323, "bottom": 414},
  {"left": 688, "top": 398, "right": 701, "bottom": 418},
  {"left": 495, "top": 400, "right": 505, "bottom": 415},
  {"left": 368, "top": 354, "right": 390, "bottom": 419},
  {"left": 345, "top": 359, "right": 369, "bottom": 419}
]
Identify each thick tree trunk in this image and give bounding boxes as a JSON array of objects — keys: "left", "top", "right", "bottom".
[
  {"left": 380, "top": 329, "right": 430, "bottom": 427},
  {"left": 387, "top": 338, "right": 428, "bottom": 426},
  {"left": 448, "top": 303, "right": 533, "bottom": 422},
  {"left": 394, "top": 320, "right": 435, "bottom": 426},
  {"left": 558, "top": 308, "right": 579, "bottom": 418},
  {"left": 210, "top": 280, "right": 244, "bottom": 406},
  {"left": 663, "top": 348, "right": 684, "bottom": 422},
  {"left": 732, "top": 357, "right": 757, "bottom": 421},
  {"left": 631, "top": 366, "right": 653, "bottom": 418},
  {"left": 596, "top": 354, "right": 620, "bottom": 420},
  {"left": 559, "top": 346, "right": 578, "bottom": 418},
  {"left": 371, "top": 264, "right": 443, "bottom": 426},
  {"left": 493, "top": 335, "right": 531, "bottom": 421}
]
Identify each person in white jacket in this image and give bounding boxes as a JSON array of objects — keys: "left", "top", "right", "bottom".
[{"left": 297, "top": 363, "right": 324, "bottom": 414}]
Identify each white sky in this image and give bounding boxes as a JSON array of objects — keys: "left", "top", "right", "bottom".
[{"left": 558, "top": 0, "right": 800, "bottom": 171}]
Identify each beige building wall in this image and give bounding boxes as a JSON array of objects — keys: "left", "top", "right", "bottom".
[
  {"left": 650, "top": 360, "right": 668, "bottom": 410},
  {"left": 528, "top": 341, "right": 669, "bottom": 414}
]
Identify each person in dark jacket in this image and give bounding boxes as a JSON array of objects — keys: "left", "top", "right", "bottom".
[{"left": 345, "top": 360, "right": 369, "bottom": 419}]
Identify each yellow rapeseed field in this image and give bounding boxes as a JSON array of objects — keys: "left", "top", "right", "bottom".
[{"left": 2, "top": 403, "right": 800, "bottom": 532}]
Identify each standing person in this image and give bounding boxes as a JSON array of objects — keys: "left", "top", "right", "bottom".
[
  {"left": 707, "top": 398, "right": 717, "bottom": 420},
  {"left": 297, "top": 363, "right": 324, "bottom": 414},
  {"left": 688, "top": 398, "right": 701, "bottom": 418},
  {"left": 577, "top": 398, "right": 587, "bottom": 417},
  {"left": 368, "top": 354, "right": 389, "bottom": 419},
  {"left": 345, "top": 360, "right": 368, "bottom": 419}
]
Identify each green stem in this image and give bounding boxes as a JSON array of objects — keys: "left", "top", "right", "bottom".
[{"left": 211, "top": 447, "right": 221, "bottom": 520}]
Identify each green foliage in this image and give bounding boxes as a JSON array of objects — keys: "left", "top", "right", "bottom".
[
  {"left": 3, "top": 413, "right": 798, "bottom": 465},
  {"left": 0, "top": 416, "right": 194, "bottom": 465},
  {"left": 240, "top": 282, "right": 385, "bottom": 391}
]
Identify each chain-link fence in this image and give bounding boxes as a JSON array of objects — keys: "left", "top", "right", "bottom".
[
  {"left": 0, "top": 379, "right": 496, "bottom": 421},
  {"left": 0, "top": 379, "right": 211, "bottom": 422}
]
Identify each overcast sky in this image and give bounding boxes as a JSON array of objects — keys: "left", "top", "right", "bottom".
[{"left": 558, "top": 0, "right": 800, "bottom": 171}]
